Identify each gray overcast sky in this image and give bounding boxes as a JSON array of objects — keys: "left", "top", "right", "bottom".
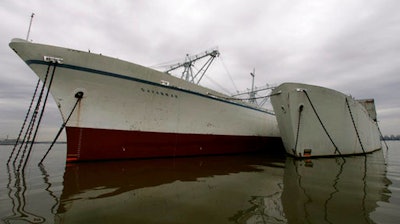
[{"left": 1, "top": 0, "right": 399, "bottom": 140}]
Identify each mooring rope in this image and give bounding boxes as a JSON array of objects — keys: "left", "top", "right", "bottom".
[
  {"left": 293, "top": 105, "right": 303, "bottom": 155},
  {"left": 39, "top": 91, "right": 83, "bottom": 165},
  {"left": 345, "top": 97, "right": 366, "bottom": 154},
  {"left": 302, "top": 90, "right": 343, "bottom": 157},
  {"left": 376, "top": 123, "right": 389, "bottom": 151}
]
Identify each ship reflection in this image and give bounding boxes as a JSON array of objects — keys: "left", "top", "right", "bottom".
[
  {"left": 55, "top": 154, "right": 286, "bottom": 223},
  {"left": 4, "top": 163, "right": 46, "bottom": 224},
  {"left": 53, "top": 151, "right": 390, "bottom": 223},
  {"left": 282, "top": 150, "right": 390, "bottom": 223}
]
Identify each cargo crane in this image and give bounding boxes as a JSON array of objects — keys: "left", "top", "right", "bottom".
[{"left": 164, "top": 48, "right": 220, "bottom": 84}]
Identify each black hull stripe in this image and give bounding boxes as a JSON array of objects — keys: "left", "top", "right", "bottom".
[{"left": 26, "top": 60, "right": 274, "bottom": 115}]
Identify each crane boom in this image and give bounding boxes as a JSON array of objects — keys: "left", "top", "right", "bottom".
[{"left": 164, "top": 48, "right": 220, "bottom": 84}]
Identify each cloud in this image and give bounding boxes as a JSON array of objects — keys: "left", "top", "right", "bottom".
[{"left": 1, "top": 0, "right": 399, "bottom": 139}]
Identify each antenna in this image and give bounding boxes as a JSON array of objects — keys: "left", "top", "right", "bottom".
[
  {"left": 26, "top": 13, "right": 35, "bottom": 41},
  {"left": 250, "top": 68, "right": 256, "bottom": 103}
]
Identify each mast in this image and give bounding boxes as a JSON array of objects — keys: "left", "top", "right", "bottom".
[
  {"left": 250, "top": 68, "right": 256, "bottom": 103},
  {"left": 26, "top": 13, "right": 35, "bottom": 41}
]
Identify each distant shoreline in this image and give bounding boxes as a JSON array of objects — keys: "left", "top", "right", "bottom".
[
  {"left": 0, "top": 141, "right": 66, "bottom": 145},
  {"left": 382, "top": 138, "right": 400, "bottom": 141},
  {"left": 1, "top": 139, "right": 400, "bottom": 146}
]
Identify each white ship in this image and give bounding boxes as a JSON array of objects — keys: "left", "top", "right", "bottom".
[
  {"left": 9, "top": 38, "right": 281, "bottom": 162},
  {"left": 270, "top": 82, "right": 381, "bottom": 157}
]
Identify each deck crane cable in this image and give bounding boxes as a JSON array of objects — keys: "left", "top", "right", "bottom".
[
  {"left": 13, "top": 64, "right": 52, "bottom": 168},
  {"left": 231, "top": 86, "right": 275, "bottom": 97},
  {"left": 189, "top": 62, "right": 233, "bottom": 95},
  {"left": 229, "top": 85, "right": 275, "bottom": 106},
  {"left": 251, "top": 85, "right": 274, "bottom": 107},
  {"left": 203, "top": 75, "right": 232, "bottom": 95},
  {"left": 257, "top": 95, "right": 269, "bottom": 107},
  {"left": 207, "top": 91, "right": 279, "bottom": 102},
  {"left": 7, "top": 79, "right": 41, "bottom": 165},
  {"left": 218, "top": 55, "right": 239, "bottom": 93}
]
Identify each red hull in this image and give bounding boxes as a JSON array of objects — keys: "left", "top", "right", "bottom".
[{"left": 65, "top": 127, "right": 283, "bottom": 162}]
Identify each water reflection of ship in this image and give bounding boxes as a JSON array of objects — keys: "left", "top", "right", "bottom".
[
  {"left": 54, "top": 150, "right": 390, "bottom": 223},
  {"left": 3, "top": 164, "right": 47, "bottom": 224},
  {"left": 55, "top": 154, "right": 286, "bottom": 223},
  {"left": 282, "top": 150, "right": 390, "bottom": 224}
]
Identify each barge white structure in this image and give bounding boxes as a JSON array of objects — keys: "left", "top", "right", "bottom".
[
  {"left": 9, "top": 38, "right": 281, "bottom": 162},
  {"left": 270, "top": 82, "right": 381, "bottom": 158}
]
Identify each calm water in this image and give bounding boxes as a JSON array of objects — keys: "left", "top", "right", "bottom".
[{"left": 1, "top": 142, "right": 399, "bottom": 224}]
